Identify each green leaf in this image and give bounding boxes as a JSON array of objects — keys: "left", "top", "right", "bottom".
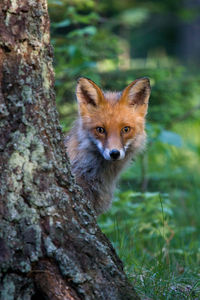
[
  {"left": 158, "top": 130, "right": 182, "bottom": 147},
  {"left": 119, "top": 8, "right": 149, "bottom": 26},
  {"left": 52, "top": 19, "right": 71, "bottom": 28},
  {"left": 67, "top": 26, "right": 97, "bottom": 37}
]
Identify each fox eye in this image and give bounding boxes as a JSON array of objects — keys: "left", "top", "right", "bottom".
[
  {"left": 96, "top": 127, "right": 106, "bottom": 134},
  {"left": 122, "top": 126, "right": 130, "bottom": 134}
]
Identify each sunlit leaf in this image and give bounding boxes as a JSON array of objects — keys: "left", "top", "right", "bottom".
[
  {"left": 158, "top": 130, "right": 182, "bottom": 147},
  {"left": 52, "top": 19, "right": 71, "bottom": 28}
]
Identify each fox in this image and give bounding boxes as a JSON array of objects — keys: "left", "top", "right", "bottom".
[{"left": 65, "top": 77, "right": 151, "bottom": 215}]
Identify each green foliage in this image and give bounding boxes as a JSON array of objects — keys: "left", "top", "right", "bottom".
[
  {"left": 98, "top": 189, "right": 200, "bottom": 299},
  {"left": 49, "top": 5, "right": 118, "bottom": 97},
  {"left": 48, "top": 0, "right": 200, "bottom": 298},
  {"left": 99, "top": 191, "right": 174, "bottom": 247}
]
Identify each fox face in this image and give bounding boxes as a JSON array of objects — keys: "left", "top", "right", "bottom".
[{"left": 76, "top": 77, "right": 151, "bottom": 161}]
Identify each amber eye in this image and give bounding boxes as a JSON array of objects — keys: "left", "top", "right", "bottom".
[
  {"left": 122, "top": 126, "right": 130, "bottom": 134},
  {"left": 96, "top": 127, "right": 106, "bottom": 134}
]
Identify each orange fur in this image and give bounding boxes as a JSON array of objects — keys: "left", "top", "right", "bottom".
[{"left": 65, "top": 77, "right": 151, "bottom": 215}]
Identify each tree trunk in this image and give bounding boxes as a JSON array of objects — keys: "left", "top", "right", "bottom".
[{"left": 0, "top": 1, "right": 139, "bottom": 299}]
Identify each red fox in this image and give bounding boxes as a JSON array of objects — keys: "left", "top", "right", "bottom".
[{"left": 65, "top": 77, "right": 151, "bottom": 215}]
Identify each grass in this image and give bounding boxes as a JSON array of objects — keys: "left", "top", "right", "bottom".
[{"left": 98, "top": 191, "right": 200, "bottom": 299}]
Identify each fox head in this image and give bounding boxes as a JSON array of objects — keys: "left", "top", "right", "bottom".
[{"left": 76, "top": 77, "right": 151, "bottom": 161}]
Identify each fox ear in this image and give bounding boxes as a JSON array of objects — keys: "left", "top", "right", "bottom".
[
  {"left": 76, "top": 77, "right": 104, "bottom": 108},
  {"left": 121, "top": 78, "right": 151, "bottom": 115}
]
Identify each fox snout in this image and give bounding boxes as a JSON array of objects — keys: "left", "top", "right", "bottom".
[
  {"left": 109, "top": 149, "right": 120, "bottom": 160},
  {"left": 101, "top": 147, "right": 125, "bottom": 161}
]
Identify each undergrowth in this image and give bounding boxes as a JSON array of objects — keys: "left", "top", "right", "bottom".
[{"left": 98, "top": 191, "right": 200, "bottom": 299}]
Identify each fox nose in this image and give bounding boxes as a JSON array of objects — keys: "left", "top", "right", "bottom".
[{"left": 109, "top": 149, "right": 120, "bottom": 160}]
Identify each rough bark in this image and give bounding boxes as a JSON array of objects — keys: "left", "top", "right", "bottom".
[{"left": 0, "top": 1, "right": 139, "bottom": 299}]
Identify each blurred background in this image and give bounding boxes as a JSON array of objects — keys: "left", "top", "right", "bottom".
[{"left": 48, "top": 0, "right": 200, "bottom": 298}]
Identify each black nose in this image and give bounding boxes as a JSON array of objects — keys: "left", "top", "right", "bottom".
[{"left": 109, "top": 149, "right": 120, "bottom": 160}]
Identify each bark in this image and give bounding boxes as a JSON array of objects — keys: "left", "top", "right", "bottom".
[{"left": 0, "top": 1, "right": 139, "bottom": 299}]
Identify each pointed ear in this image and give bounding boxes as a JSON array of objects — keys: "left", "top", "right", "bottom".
[
  {"left": 121, "top": 78, "right": 151, "bottom": 115},
  {"left": 76, "top": 77, "right": 104, "bottom": 108}
]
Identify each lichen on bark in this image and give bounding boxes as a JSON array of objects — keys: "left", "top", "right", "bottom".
[{"left": 0, "top": 1, "right": 140, "bottom": 299}]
